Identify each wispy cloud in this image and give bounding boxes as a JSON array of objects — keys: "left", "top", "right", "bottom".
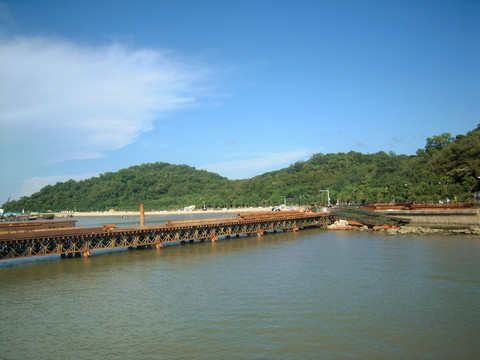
[
  {"left": 0, "top": 36, "right": 215, "bottom": 199},
  {"left": 18, "top": 173, "right": 98, "bottom": 199},
  {"left": 354, "top": 141, "right": 367, "bottom": 148},
  {"left": 0, "top": 36, "right": 213, "bottom": 166},
  {"left": 201, "top": 150, "right": 310, "bottom": 179}
]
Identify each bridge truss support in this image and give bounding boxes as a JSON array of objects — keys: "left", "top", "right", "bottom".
[{"left": 0, "top": 213, "right": 336, "bottom": 261}]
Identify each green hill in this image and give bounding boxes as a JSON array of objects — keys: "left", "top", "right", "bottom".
[{"left": 4, "top": 125, "right": 480, "bottom": 212}]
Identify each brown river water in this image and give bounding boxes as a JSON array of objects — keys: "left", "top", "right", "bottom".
[{"left": 1, "top": 215, "right": 479, "bottom": 359}]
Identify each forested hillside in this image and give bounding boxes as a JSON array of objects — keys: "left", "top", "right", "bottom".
[{"left": 4, "top": 125, "right": 480, "bottom": 212}]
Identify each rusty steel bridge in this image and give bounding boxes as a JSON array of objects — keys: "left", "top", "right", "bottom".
[{"left": 0, "top": 211, "right": 335, "bottom": 262}]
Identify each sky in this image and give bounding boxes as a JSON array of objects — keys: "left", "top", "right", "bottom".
[{"left": 0, "top": 0, "right": 479, "bottom": 204}]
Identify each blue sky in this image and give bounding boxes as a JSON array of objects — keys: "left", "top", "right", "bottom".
[{"left": 0, "top": 0, "right": 479, "bottom": 204}]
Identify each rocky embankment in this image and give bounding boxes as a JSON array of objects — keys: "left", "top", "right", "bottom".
[
  {"left": 384, "top": 225, "right": 480, "bottom": 236},
  {"left": 328, "top": 219, "right": 480, "bottom": 236},
  {"left": 328, "top": 206, "right": 480, "bottom": 236}
]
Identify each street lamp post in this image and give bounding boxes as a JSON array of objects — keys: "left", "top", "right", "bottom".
[{"left": 318, "top": 190, "right": 330, "bottom": 206}]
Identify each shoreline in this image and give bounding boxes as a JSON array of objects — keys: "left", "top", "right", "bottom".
[
  {"left": 328, "top": 225, "right": 480, "bottom": 236},
  {"left": 328, "top": 220, "right": 480, "bottom": 236},
  {"left": 54, "top": 207, "right": 271, "bottom": 217},
  {"left": 385, "top": 224, "right": 480, "bottom": 236},
  {"left": 46, "top": 208, "right": 480, "bottom": 236}
]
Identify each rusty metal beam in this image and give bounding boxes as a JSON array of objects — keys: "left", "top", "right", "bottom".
[{"left": 0, "top": 212, "right": 336, "bottom": 261}]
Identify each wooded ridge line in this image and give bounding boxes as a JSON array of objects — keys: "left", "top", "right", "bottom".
[{"left": 4, "top": 125, "right": 480, "bottom": 212}]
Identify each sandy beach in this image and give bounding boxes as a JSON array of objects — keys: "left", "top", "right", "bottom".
[{"left": 54, "top": 207, "right": 272, "bottom": 217}]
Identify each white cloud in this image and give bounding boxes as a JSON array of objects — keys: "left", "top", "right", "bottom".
[
  {"left": 18, "top": 173, "right": 98, "bottom": 199},
  {"left": 0, "top": 36, "right": 212, "bottom": 166},
  {"left": 201, "top": 150, "right": 310, "bottom": 179}
]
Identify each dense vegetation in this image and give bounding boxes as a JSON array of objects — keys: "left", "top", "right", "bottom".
[{"left": 4, "top": 125, "right": 480, "bottom": 212}]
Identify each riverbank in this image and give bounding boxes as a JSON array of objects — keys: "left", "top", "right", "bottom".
[
  {"left": 378, "top": 208, "right": 480, "bottom": 235},
  {"left": 335, "top": 224, "right": 480, "bottom": 236},
  {"left": 384, "top": 224, "right": 480, "bottom": 236},
  {"left": 377, "top": 208, "right": 480, "bottom": 226},
  {"left": 55, "top": 207, "right": 480, "bottom": 236},
  {"left": 328, "top": 218, "right": 480, "bottom": 236}
]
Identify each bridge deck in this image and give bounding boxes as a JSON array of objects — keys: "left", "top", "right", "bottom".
[{"left": 0, "top": 211, "right": 335, "bottom": 261}]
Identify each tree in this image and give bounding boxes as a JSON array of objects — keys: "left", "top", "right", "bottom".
[
  {"left": 425, "top": 133, "right": 455, "bottom": 153},
  {"left": 3, "top": 126, "right": 479, "bottom": 212}
]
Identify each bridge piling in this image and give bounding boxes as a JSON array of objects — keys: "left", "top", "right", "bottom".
[{"left": 140, "top": 204, "right": 145, "bottom": 227}]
